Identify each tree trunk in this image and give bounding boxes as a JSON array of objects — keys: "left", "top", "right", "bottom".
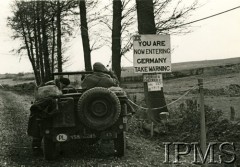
[
  {"left": 112, "top": 0, "right": 122, "bottom": 81},
  {"left": 136, "top": 0, "right": 156, "bottom": 34},
  {"left": 51, "top": 16, "right": 56, "bottom": 74},
  {"left": 79, "top": 0, "right": 92, "bottom": 71},
  {"left": 33, "top": 5, "right": 41, "bottom": 85},
  {"left": 56, "top": 0, "right": 63, "bottom": 72},
  {"left": 36, "top": 2, "right": 45, "bottom": 82},
  {"left": 41, "top": 1, "right": 51, "bottom": 82},
  {"left": 136, "top": 0, "right": 168, "bottom": 121}
]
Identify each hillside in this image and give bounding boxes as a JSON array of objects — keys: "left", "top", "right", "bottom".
[
  {"left": 121, "top": 58, "right": 240, "bottom": 81},
  {"left": 172, "top": 57, "right": 240, "bottom": 71},
  {"left": 1, "top": 57, "right": 240, "bottom": 77},
  {"left": 121, "top": 57, "right": 240, "bottom": 77}
]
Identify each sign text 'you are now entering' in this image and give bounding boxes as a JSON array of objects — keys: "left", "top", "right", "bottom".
[{"left": 133, "top": 35, "right": 171, "bottom": 73}]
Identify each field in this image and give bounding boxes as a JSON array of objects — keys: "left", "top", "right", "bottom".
[
  {"left": 0, "top": 73, "right": 35, "bottom": 86},
  {"left": 122, "top": 72, "right": 240, "bottom": 120}
]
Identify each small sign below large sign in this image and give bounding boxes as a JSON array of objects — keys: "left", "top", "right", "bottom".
[
  {"left": 147, "top": 82, "right": 163, "bottom": 91},
  {"left": 133, "top": 34, "right": 171, "bottom": 73},
  {"left": 143, "top": 73, "right": 163, "bottom": 83}
]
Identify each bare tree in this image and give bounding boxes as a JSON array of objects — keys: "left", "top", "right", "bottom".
[
  {"left": 54, "top": 0, "right": 78, "bottom": 72},
  {"left": 99, "top": 0, "right": 136, "bottom": 80},
  {"left": 51, "top": 16, "right": 56, "bottom": 74},
  {"left": 56, "top": 0, "right": 63, "bottom": 72},
  {"left": 8, "top": 2, "right": 42, "bottom": 84},
  {"left": 8, "top": 1, "right": 79, "bottom": 84},
  {"left": 154, "top": 0, "right": 198, "bottom": 34},
  {"left": 41, "top": 1, "right": 51, "bottom": 82},
  {"left": 36, "top": 1, "right": 45, "bottom": 82}
]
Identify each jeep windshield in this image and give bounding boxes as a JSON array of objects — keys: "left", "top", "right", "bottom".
[{"left": 53, "top": 71, "right": 92, "bottom": 90}]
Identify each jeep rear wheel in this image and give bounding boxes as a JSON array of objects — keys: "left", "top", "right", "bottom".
[
  {"left": 43, "top": 136, "right": 57, "bottom": 160},
  {"left": 78, "top": 87, "right": 121, "bottom": 131},
  {"left": 114, "top": 132, "right": 126, "bottom": 157}
]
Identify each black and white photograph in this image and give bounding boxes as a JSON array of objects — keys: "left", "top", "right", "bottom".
[{"left": 0, "top": 0, "right": 239, "bottom": 166}]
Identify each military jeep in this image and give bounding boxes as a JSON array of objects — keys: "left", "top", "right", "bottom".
[{"left": 29, "top": 72, "right": 132, "bottom": 160}]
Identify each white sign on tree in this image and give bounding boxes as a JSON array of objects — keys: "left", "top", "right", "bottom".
[
  {"left": 133, "top": 34, "right": 171, "bottom": 73},
  {"left": 147, "top": 82, "right": 163, "bottom": 91},
  {"left": 143, "top": 73, "right": 163, "bottom": 83},
  {"left": 144, "top": 73, "right": 163, "bottom": 91}
]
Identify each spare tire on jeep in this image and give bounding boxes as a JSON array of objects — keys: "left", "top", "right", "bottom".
[{"left": 78, "top": 87, "right": 121, "bottom": 131}]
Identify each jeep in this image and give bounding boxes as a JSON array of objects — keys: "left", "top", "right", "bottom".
[{"left": 28, "top": 72, "right": 132, "bottom": 160}]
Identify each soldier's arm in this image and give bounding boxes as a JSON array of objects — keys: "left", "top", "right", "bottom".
[{"left": 107, "top": 70, "right": 119, "bottom": 86}]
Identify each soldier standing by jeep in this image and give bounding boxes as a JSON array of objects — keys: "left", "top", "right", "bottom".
[
  {"left": 28, "top": 77, "right": 70, "bottom": 156},
  {"left": 81, "top": 62, "right": 119, "bottom": 89}
]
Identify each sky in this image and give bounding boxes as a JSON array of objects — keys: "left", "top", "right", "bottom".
[{"left": 0, "top": 0, "right": 240, "bottom": 74}]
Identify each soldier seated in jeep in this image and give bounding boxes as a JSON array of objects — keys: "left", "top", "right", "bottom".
[
  {"left": 81, "top": 62, "right": 135, "bottom": 117},
  {"left": 81, "top": 62, "right": 119, "bottom": 89}
]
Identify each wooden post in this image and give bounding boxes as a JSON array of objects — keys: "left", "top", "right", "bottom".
[
  {"left": 198, "top": 79, "right": 207, "bottom": 167},
  {"left": 139, "top": 119, "right": 143, "bottom": 129},
  {"left": 150, "top": 122, "right": 154, "bottom": 137},
  {"left": 230, "top": 106, "right": 235, "bottom": 121},
  {"left": 133, "top": 94, "right": 137, "bottom": 103}
]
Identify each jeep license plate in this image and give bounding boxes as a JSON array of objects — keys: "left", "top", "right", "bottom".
[{"left": 70, "top": 134, "right": 96, "bottom": 140}]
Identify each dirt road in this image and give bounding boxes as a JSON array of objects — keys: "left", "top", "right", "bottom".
[
  {"left": 0, "top": 90, "right": 176, "bottom": 167},
  {"left": 0, "top": 90, "right": 33, "bottom": 166}
]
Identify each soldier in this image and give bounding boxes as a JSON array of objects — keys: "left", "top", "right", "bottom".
[
  {"left": 81, "top": 62, "right": 135, "bottom": 115},
  {"left": 28, "top": 77, "right": 70, "bottom": 156},
  {"left": 81, "top": 62, "right": 119, "bottom": 89}
]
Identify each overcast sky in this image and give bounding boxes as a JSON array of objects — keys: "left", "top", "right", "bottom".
[{"left": 0, "top": 0, "right": 240, "bottom": 74}]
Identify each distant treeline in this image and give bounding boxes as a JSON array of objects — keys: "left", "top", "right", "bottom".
[
  {"left": 1, "top": 73, "right": 35, "bottom": 81},
  {"left": 0, "top": 82, "right": 36, "bottom": 94}
]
